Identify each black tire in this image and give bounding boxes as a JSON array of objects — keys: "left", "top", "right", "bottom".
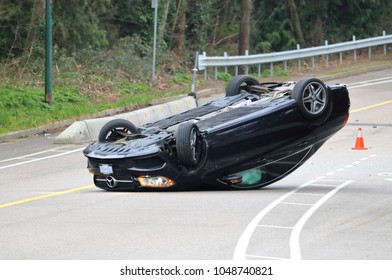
[
  {"left": 98, "top": 119, "right": 139, "bottom": 143},
  {"left": 176, "top": 122, "right": 202, "bottom": 166},
  {"left": 225, "top": 75, "right": 260, "bottom": 97},
  {"left": 291, "top": 78, "right": 332, "bottom": 125}
]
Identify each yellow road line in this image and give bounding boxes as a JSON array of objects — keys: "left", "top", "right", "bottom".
[
  {"left": 350, "top": 100, "right": 392, "bottom": 113},
  {"left": 0, "top": 185, "right": 93, "bottom": 209}
]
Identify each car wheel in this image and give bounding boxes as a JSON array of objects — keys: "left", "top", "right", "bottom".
[
  {"left": 226, "top": 75, "right": 260, "bottom": 96},
  {"left": 291, "top": 78, "right": 332, "bottom": 124},
  {"left": 176, "top": 122, "right": 202, "bottom": 166},
  {"left": 98, "top": 119, "right": 139, "bottom": 143}
]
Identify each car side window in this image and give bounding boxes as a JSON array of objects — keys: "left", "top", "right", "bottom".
[{"left": 232, "top": 166, "right": 266, "bottom": 186}]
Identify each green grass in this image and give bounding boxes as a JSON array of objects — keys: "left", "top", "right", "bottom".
[
  {"left": 215, "top": 65, "right": 288, "bottom": 81},
  {"left": 0, "top": 78, "right": 191, "bottom": 135}
]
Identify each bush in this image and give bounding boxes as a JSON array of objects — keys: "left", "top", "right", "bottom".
[{"left": 217, "top": 72, "right": 232, "bottom": 81}]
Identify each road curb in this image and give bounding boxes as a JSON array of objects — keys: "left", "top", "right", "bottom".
[{"left": 54, "top": 96, "right": 198, "bottom": 144}]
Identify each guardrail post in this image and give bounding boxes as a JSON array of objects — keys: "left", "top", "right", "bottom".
[
  {"left": 283, "top": 61, "right": 287, "bottom": 72},
  {"left": 325, "top": 40, "right": 329, "bottom": 67},
  {"left": 353, "top": 35, "right": 357, "bottom": 63},
  {"left": 245, "top": 50, "right": 249, "bottom": 74},
  {"left": 311, "top": 57, "right": 315, "bottom": 69},
  {"left": 270, "top": 63, "right": 273, "bottom": 76},
  {"left": 297, "top": 44, "right": 301, "bottom": 70},
  {"left": 383, "top": 31, "right": 387, "bottom": 55},
  {"left": 258, "top": 64, "right": 261, "bottom": 77},
  {"left": 368, "top": 47, "right": 372, "bottom": 60},
  {"left": 203, "top": 51, "right": 207, "bottom": 80},
  {"left": 339, "top": 52, "right": 343, "bottom": 64},
  {"left": 224, "top": 52, "right": 228, "bottom": 73}
]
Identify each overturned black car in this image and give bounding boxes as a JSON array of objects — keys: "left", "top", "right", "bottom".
[{"left": 83, "top": 75, "right": 350, "bottom": 191}]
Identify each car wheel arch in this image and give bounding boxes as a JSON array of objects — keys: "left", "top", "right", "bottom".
[
  {"left": 98, "top": 119, "right": 139, "bottom": 143},
  {"left": 225, "top": 75, "right": 260, "bottom": 97}
]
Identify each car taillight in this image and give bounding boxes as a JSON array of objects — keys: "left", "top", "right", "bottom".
[{"left": 343, "top": 113, "right": 350, "bottom": 127}]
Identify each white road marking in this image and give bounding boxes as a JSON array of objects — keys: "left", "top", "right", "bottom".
[
  {"left": 280, "top": 202, "right": 313, "bottom": 206},
  {"left": 377, "top": 172, "right": 392, "bottom": 182},
  {"left": 289, "top": 180, "right": 353, "bottom": 260},
  {"left": 233, "top": 180, "right": 316, "bottom": 260},
  {"left": 377, "top": 172, "right": 392, "bottom": 177},
  {"left": 293, "top": 192, "right": 325, "bottom": 196},
  {"left": 257, "top": 225, "right": 294, "bottom": 230},
  {"left": 0, "top": 147, "right": 85, "bottom": 170},
  {"left": 348, "top": 76, "right": 392, "bottom": 86},
  {"left": 309, "top": 183, "right": 340, "bottom": 187},
  {"left": 0, "top": 147, "right": 68, "bottom": 163},
  {"left": 347, "top": 77, "right": 392, "bottom": 89},
  {"left": 245, "top": 254, "right": 288, "bottom": 260},
  {"left": 233, "top": 180, "right": 353, "bottom": 260},
  {"left": 234, "top": 154, "right": 377, "bottom": 260}
]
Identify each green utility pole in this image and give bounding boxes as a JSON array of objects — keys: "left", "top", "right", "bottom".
[
  {"left": 152, "top": 0, "right": 158, "bottom": 81},
  {"left": 45, "top": 0, "right": 53, "bottom": 106}
]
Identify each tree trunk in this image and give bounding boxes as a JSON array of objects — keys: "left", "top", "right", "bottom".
[
  {"left": 238, "top": 0, "right": 252, "bottom": 55},
  {"left": 20, "top": 0, "right": 45, "bottom": 77},
  {"left": 287, "top": 0, "right": 304, "bottom": 45},
  {"left": 171, "top": 0, "right": 187, "bottom": 51},
  {"left": 26, "top": 0, "right": 45, "bottom": 46},
  {"left": 176, "top": 7, "right": 186, "bottom": 50},
  {"left": 309, "top": 0, "right": 323, "bottom": 46},
  {"left": 158, "top": 0, "right": 171, "bottom": 47}
]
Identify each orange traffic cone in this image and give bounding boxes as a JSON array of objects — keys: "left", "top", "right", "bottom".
[{"left": 352, "top": 128, "right": 368, "bottom": 150}]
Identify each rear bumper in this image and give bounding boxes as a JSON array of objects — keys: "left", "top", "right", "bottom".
[{"left": 86, "top": 150, "right": 184, "bottom": 190}]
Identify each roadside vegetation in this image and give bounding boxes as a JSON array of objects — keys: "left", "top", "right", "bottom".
[
  {"left": 0, "top": 71, "right": 196, "bottom": 134},
  {"left": 0, "top": 83, "right": 186, "bottom": 135}
]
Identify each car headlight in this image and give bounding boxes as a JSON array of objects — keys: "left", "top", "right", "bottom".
[{"left": 137, "top": 176, "right": 175, "bottom": 188}]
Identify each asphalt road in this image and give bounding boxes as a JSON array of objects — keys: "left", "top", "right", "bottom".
[{"left": 0, "top": 69, "right": 392, "bottom": 260}]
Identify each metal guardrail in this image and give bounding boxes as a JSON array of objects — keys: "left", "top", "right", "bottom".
[{"left": 198, "top": 32, "right": 392, "bottom": 78}]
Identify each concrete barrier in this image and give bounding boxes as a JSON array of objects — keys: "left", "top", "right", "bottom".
[{"left": 54, "top": 96, "right": 197, "bottom": 144}]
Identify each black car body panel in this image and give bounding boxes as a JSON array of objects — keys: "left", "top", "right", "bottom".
[{"left": 83, "top": 76, "right": 350, "bottom": 191}]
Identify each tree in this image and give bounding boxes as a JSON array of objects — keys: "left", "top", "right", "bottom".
[
  {"left": 0, "top": 0, "right": 35, "bottom": 59},
  {"left": 287, "top": 0, "right": 304, "bottom": 45},
  {"left": 53, "top": 0, "right": 112, "bottom": 53},
  {"left": 309, "top": 0, "right": 323, "bottom": 46},
  {"left": 2, "top": 0, "right": 392, "bottom": 77},
  {"left": 238, "top": 0, "right": 252, "bottom": 55},
  {"left": 170, "top": 0, "right": 187, "bottom": 50},
  {"left": 22, "top": 0, "right": 45, "bottom": 72},
  {"left": 158, "top": 0, "right": 172, "bottom": 47}
]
